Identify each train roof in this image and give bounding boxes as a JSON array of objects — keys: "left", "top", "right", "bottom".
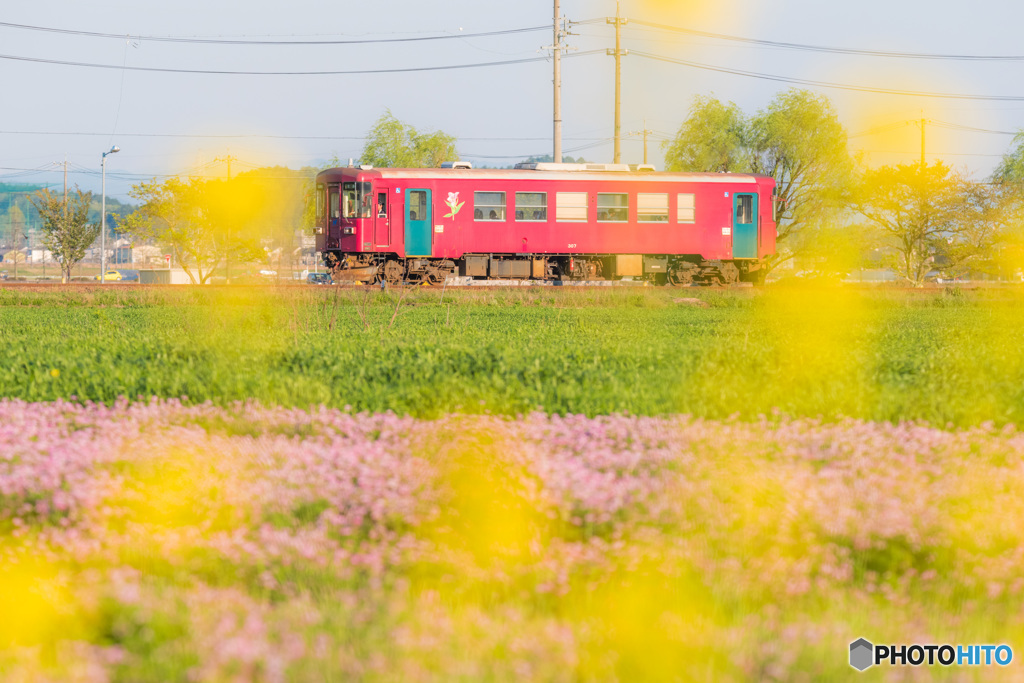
[{"left": 316, "top": 166, "right": 771, "bottom": 184}]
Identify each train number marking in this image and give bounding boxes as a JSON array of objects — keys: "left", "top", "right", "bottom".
[{"left": 568, "top": 243, "right": 577, "bottom": 249}]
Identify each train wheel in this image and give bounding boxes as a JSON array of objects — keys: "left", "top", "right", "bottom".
[
  {"left": 669, "top": 264, "right": 696, "bottom": 286},
  {"left": 384, "top": 260, "right": 404, "bottom": 285},
  {"left": 719, "top": 262, "right": 740, "bottom": 285}
]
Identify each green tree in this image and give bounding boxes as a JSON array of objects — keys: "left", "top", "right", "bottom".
[
  {"left": 748, "top": 90, "right": 854, "bottom": 271},
  {"left": 360, "top": 111, "right": 458, "bottom": 168},
  {"left": 663, "top": 95, "right": 750, "bottom": 173},
  {"left": 124, "top": 177, "right": 262, "bottom": 284},
  {"left": 853, "top": 162, "right": 993, "bottom": 286},
  {"left": 990, "top": 131, "right": 1024, "bottom": 278},
  {"left": 663, "top": 90, "right": 854, "bottom": 273},
  {"left": 30, "top": 187, "right": 98, "bottom": 283}
]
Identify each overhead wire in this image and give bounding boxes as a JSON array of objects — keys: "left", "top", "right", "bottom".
[
  {"left": 631, "top": 51, "right": 1024, "bottom": 102},
  {"left": 0, "top": 49, "right": 601, "bottom": 75},
  {"left": 615, "top": 18, "right": 1024, "bottom": 61},
  {"left": 0, "top": 21, "right": 550, "bottom": 45}
]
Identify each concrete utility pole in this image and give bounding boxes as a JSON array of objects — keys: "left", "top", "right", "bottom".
[
  {"left": 544, "top": 1, "right": 567, "bottom": 163},
  {"left": 608, "top": 1, "right": 628, "bottom": 164},
  {"left": 629, "top": 120, "right": 654, "bottom": 165}
]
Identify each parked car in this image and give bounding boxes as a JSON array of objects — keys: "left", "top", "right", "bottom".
[
  {"left": 116, "top": 269, "right": 141, "bottom": 282},
  {"left": 306, "top": 272, "right": 332, "bottom": 285},
  {"left": 94, "top": 270, "right": 123, "bottom": 282}
]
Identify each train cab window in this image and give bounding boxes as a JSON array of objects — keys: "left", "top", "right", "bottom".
[
  {"left": 597, "top": 193, "right": 628, "bottom": 222},
  {"left": 316, "top": 183, "right": 325, "bottom": 219},
  {"left": 329, "top": 186, "right": 340, "bottom": 219},
  {"left": 677, "top": 193, "right": 696, "bottom": 223},
  {"left": 736, "top": 195, "right": 753, "bottom": 223},
  {"left": 376, "top": 192, "right": 387, "bottom": 217},
  {"left": 474, "top": 192, "right": 505, "bottom": 221},
  {"left": 342, "top": 181, "right": 373, "bottom": 219},
  {"left": 515, "top": 192, "right": 547, "bottom": 221},
  {"left": 555, "top": 192, "right": 587, "bottom": 222},
  {"left": 637, "top": 193, "right": 668, "bottom": 223}
]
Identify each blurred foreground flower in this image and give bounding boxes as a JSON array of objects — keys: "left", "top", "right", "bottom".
[{"left": 1, "top": 399, "right": 1024, "bottom": 681}]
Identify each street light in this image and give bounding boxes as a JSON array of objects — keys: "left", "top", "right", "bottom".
[{"left": 100, "top": 145, "right": 120, "bottom": 284}]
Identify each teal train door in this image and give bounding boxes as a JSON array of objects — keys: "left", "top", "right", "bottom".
[
  {"left": 405, "top": 189, "right": 431, "bottom": 257},
  {"left": 733, "top": 193, "right": 758, "bottom": 259}
]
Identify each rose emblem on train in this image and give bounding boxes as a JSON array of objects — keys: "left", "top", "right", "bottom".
[{"left": 444, "top": 191, "right": 464, "bottom": 219}]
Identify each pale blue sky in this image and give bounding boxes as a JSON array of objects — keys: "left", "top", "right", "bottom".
[{"left": 3, "top": 0, "right": 1024, "bottom": 201}]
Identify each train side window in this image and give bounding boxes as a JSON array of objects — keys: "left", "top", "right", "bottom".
[
  {"left": 677, "top": 193, "right": 696, "bottom": 223},
  {"left": 736, "top": 195, "right": 753, "bottom": 223},
  {"left": 555, "top": 192, "right": 587, "bottom": 222},
  {"left": 316, "top": 183, "right": 325, "bottom": 219},
  {"left": 637, "top": 193, "right": 668, "bottom": 223},
  {"left": 597, "top": 193, "right": 628, "bottom": 222},
  {"left": 515, "top": 192, "right": 547, "bottom": 221},
  {"left": 474, "top": 191, "right": 505, "bottom": 221}
]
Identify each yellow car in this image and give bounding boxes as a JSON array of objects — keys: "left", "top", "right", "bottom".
[{"left": 94, "top": 270, "right": 123, "bottom": 282}]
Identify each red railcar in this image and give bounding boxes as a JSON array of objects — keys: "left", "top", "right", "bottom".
[{"left": 314, "top": 162, "right": 776, "bottom": 285}]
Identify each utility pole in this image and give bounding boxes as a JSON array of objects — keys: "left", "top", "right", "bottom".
[
  {"left": 215, "top": 153, "right": 236, "bottom": 181},
  {"left": 544, "top": 2, "right": 568, "bottom": 163},
  {"left": 911, "top": 113, "right": 928, "bottom": 166},
  {"left": 920, "top": 114, "right": 926, "bottom": 166},
  {"left": 608, "top": 1, "right": 628, "bottom": 164},
  {"left": 214, "top": 154, "right": 237, "bottom": 283},
  {"left": 628, "top": 120, "right": 654, "bottom": 165}
]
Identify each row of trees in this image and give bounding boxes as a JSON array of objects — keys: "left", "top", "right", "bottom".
[
  {"left": 663, "top": 89, "right": 1024, "bottom": 284},
  {"left": 30, "top": 112, "right": 447, "bottom": 283},
  {"left": 31, "top": 167, "right": 314, "bottom": 284}
]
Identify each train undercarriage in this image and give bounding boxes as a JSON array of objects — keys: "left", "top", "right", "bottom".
[{"left": 325, "top": 252, "right": 766, "bottom": 286}]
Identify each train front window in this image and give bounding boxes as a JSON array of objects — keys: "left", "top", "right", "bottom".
[
  {"left": 329, "top": 186, "right": 340, "bottom": 219},
  {"left": 316, "top": 183, "right": 325, "bottom": 219},
  {"left": 597, "top": 193, "right": 628, "bottom": 222},
  {"left": 342, "top": 181, "right": 373, "bottom": 219}
]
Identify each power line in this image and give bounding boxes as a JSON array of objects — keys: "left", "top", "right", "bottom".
[
  {"left": 0, "top": 21, "right": 550, "bottom": 45},
  {"left": 0, "top": 130, "right": 607, "bottom": 142},
  {"left": 622, "top": 18, "right": 1024, "bottom": 61},
  {"left": 929, "top": 120, "right": 1019, "bottom": 135},
  {"left": 0, "top": 49, "right": 601, "bottom": 75},
  {"left": 631, "top": 51, "right": 1024, "bottom": 102}
]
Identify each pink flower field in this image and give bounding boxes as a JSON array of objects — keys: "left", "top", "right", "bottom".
[{"left": 2, "top": 399, "right": 1024, "bottom": 681}]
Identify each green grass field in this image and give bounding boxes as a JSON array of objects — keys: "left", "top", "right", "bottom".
[
  {"left": 4, "top": 283, "right": 1024, "bottom": 681},
  {"left": 0, "top": 284, "right": 1021, "bottom": 425}
]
